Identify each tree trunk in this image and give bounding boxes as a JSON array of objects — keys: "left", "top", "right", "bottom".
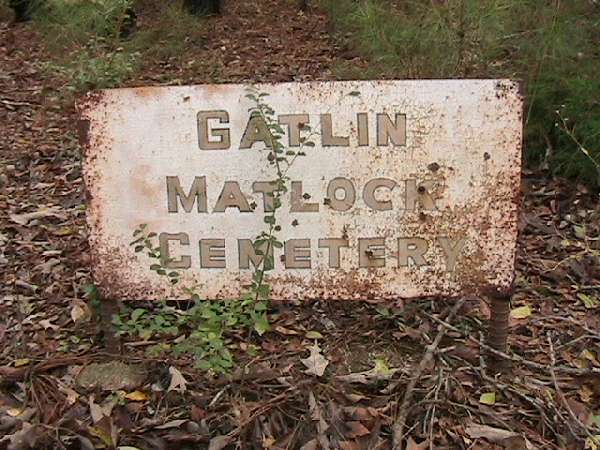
[
  {"left": 184, "top": 0, "right": 221, "bottom": 16},
  {"left": 9, "top": 0, "right": 34, "bottom": 22},
  {"left": 298, "top": 0, "right": 309, "bottom": 11}
]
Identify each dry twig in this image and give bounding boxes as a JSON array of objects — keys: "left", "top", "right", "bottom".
[
  {"left": 547, "top": 331, "right": 599, "bottom": 445},
  {"left": 426, "top": 313, "right": 600, "bottom": 376},
  {"left": 392, "top": 298, "right": 466, "bottom": 449}
]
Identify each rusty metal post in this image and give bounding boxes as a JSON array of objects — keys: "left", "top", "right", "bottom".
[
  {"left": 486, "top": 289, "right": 512, "bottom": 373},
  {"left": 99, "top": 297, "right": 121, "bottom": 354}
]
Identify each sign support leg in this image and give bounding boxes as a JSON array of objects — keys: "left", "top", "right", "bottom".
[
  {"left": 486, "top": 289, "right": 512, "bottom": 373},
  {"left": 99, "top": 297, "right": 121, "bottom": 354}
]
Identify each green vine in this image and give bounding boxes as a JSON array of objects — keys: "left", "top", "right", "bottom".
[{"left": 119, "top": 87, "right": 315, "bottom": 373}]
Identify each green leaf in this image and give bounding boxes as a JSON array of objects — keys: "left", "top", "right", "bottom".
[
  {"left": 373, "top": 358, "right": 392, "bottom": 376},
  {"left": 479, "top": 392, "right": 496, "bottom": 405},
  {"left": 139, "top": 329, "right": 153, "bottom": 340},
  {"left": 253, "top": 317, "right": 270, "bottom": 336},
  {"left": 510, "top": 305, "right": 532, "bottom": 319},
  {"left": 256, "top": 284, "right": 271, "bottom": 298},
  {"left": 573, "top": 225, "right": 586, "bottom": 240},
  {"left": 578, "top": 293, "right": 598, "bottom": 309},
  {"left": 83, "top": 284, "right": 98, "bottom": 298},
  {"left": 376, "top": 307, "right": 391, "bottom": 317},
  {"left": 131, "top": 308, "right": 146, "bottom": 321},
  {"left": 196, "top": 360, "right": 212, "bottom": 370},
  {"left": 254, "top": 300, "right": 268, "bottom": 312},
  {"left": 305, "top": 331, "right": 323, "bottom": 339}
]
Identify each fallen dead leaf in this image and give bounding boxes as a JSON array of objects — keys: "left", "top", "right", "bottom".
[
  {"left": 301, "top": 343, "right": 329, "bottom": 377},
  {"left": 124, "top": 391, "right": 148, "bottom": 402},
  {"left": 70, "top": 299, "right": 91, "bottom": 323},
  {"left": 406, "top": 437, "right": 429, "bottom": 450},
  {"left": 167, "top": 366, "right": 188, "bottom": 393},
  {"left": 9, "top": 206, "right": 66, "bottom": 226},
  {"left": 510, "top": 305, "right": 532, "bottom": 319},
  {"left": 39, "top": 319, "right": 59, "bottom": 331},
  {"left": 59, "top": 386, "right": 80, "bottom": 405},
  {"left": 155, "top": 419, "right": 188, "bottom": 429},
  {"left": 299, "top": 439, "right": 318, "bottom": 450},
  {"left": 89, "top": 397, "right": 106, "bottom": 424},
  {"left": 346, "top": 421, "right": 370, "bottom": 438},
  {"left": 208, "top": 434, "right": 230, "bottom": 450},
  {"left": 466, "top": 423, "right": 533, "bottom": 449}
]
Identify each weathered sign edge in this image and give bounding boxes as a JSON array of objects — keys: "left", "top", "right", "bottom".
[{"left": 76, "top": 79, "right": 524, "bottom": 302}]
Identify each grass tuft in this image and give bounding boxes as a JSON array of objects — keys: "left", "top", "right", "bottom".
[
  {"left": 322, "top": 0, "right": 600, "bottom": 190},
  {"left": 32, "top": 0, "right": 208, "bottom": 91}
]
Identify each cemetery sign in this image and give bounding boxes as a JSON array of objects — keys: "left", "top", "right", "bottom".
[{"left": 78, "top": 80, "right": 522, "bottom": 300}]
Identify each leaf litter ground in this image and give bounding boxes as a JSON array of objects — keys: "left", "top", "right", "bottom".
[{"left": 1, "top": 1, "right": 599, "bottom": 449}]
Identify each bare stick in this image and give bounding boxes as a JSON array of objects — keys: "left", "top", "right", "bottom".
[
  {"left": 547, "top": 332, "right": 599, "bottom": 445},
  {"left": 426, "top": 313, "right": 600, "bottom": 376},
  {"left": 392, "top": 298, "right": 466, "bottom": 450}
]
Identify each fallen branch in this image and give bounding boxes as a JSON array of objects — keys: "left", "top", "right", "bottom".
[
  {"left": 0, "top": 355, "right": 97, "bottom": 382},
  {"left": 547, "top": 332, "right": 599, "bottom": 445},
  {"left": 426, "top": 313, "right": 600, "bottom": 377},
  {"left": 0, "top": 98, "right": 35, "bottom": 109},
  {"left": 392, "top": 298, "right": 466, "bottom": 450}
]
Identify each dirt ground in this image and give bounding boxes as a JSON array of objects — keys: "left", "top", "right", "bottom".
[{"left": 1, "top": 1, "right": 599, "bottom": 449}]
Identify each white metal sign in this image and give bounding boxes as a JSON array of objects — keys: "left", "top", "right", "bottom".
[{"left": 79, "top": 80, "right": 522, "bottom": 300}]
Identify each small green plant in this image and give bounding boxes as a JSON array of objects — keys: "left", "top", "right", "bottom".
[
  {"left": 123, "top": 226, "right": 270, "bottom": 372},
  {"left": 83, "top": 283, "right": 101, "bottom": 313},
  {"left": 124, "top": 2, "right": 208, "bottom": 64},
  {"left": 555, "top": 109, "right": 600, "bottom": 190},
  {"left": 33, "top": 0, "right": 210, "bottom": 91},
  {"left": 33, "top": 0, "right": 138, "bottom": 91},
  {"left": 46, "top": 49, "right": 139, "bottom": 92},
  {"left": 130, "top": 224, "right": 180, "bottom": 285},
  {"left": 34, "top": 0, "right": 134, "bottom": 50},
  {"left": 113, "top": 303, "right": 180, "bottom": 340},
  {"left": 121, "top": 89, "right": 315, "bottom": 373}
]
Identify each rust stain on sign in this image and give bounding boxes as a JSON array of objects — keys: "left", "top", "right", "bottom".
[{"left": 78, "top": 80, "right": 523, "bottom": 301}]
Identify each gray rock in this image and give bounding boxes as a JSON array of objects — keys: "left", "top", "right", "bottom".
[{"left": 76, "top": 361, "right": 147, "bottom": 391}]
